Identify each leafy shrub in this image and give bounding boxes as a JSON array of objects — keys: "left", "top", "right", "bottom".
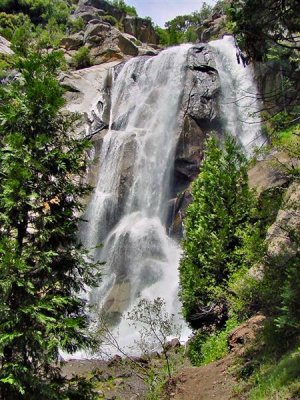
[
  {"left": 102, "top": 14, "right": 120, "bottom": 28},
  {"left": 0, "top": 12, "right": 30, "bottom": 40},
  {"left": 179, "top": 136, "right": 256, "bottom": 329},
  {"left": 71, "top": 46, "right": 94, "bottom": 70},
  {"left": 67, "top": 16, "right": 85, "bottom": 33},
  {"left": 108, "top": 0, "right": 137, "bottom": 16},
  {"left": 188, "top": 316, "right": 239, "bottom": 366}
]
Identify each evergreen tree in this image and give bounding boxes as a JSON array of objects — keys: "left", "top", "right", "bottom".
[
  {"left": 0, "top": 50, "right": 100, "bottom": 399},
  {"left": 179, "top": 136, "right": 255, "bottom": 329}
]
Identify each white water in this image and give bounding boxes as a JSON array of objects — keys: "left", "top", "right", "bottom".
[
  {"left": 210, "top": 35, "right": 264, "bottom": 152},
  {"left": 81, "top": 45, "right": 192, "bottom": 353},
  {"left": 78, "top": 37, "right": 264, "bottom": 356}
]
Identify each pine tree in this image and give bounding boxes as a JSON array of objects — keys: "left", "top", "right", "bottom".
[
  {"left": 0, "top": 50, "right": 100, "bottom": 399},
  {"left": 179, "top": 136, "right": 255, "bottom": 329}
]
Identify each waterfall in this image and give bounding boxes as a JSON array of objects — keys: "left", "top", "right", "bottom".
[
  {"left": 79, "top": 36, "right": 264, "bottom": 355},
  {"left": 210, "top": 35, "right": 264, "bottom": 152},
  {"left": 81, "top": 45, "right": 192, "bottom": 351}
]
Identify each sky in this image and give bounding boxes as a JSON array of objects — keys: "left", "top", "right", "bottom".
[{"left": 125, "top": 0, "right": 217, "bottom": 27}]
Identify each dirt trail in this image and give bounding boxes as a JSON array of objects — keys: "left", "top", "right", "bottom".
[{"left": 169, "top": 354, "right": 237, "bottom": 400}]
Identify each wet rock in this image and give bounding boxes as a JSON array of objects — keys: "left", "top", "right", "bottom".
[
  {"left": 174, "top": 116, "right": 206, "bottom": 192},
  {"left": 164, "top": 338, "right": 181, "bottom": 351},
  {"left": 103, "top": 281, "right": 132, "bottom": 315}
]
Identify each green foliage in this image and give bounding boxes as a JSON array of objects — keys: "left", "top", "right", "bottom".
[
  {"left": 179, "top": 136, "right": 256, "bottom": 329},
  {"left": 0, "top": 49, "right": 100, "bottom": 399},
  {"left": 0, "top": 12, "right": 30, "bottom": 40},
  {"left": 127, "top": 298, "right": 180, "bottom": 361},
  {"left": 237, "top": 340, "right": 300, "bottom": 400},
  {"left": 0, "top": 0, "right": 70, "bottom": 25},
  {"left": 0, "top": 0, "right": 80, "bottom": 51},
  {"left": 71, "top": 46, "right": 94, "bottom": 70},
  {"left": 228, "top": 0, "right": 300, "bottom": 61},
  {"left": 10, "top": 20, "right": 36, "bottom": 56},
  {"left": 188, "top": 316, "right": 238, "bottom": 366},
  {"left": 101, "top": 14, "right": 123, "bottom": 30},
  {"left": 35, "top": 18, "right": 66, "bottom": 49},
  {"left": 67, "top": 17, "right": 85, "bottom": 34},
  {"left": 108, "top": 0, "right": 137, "bottom": 17}
]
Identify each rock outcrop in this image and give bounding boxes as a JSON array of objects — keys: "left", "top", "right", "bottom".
[
  {"left": 228, "top": 315, "right": 266, "bottom": 352},
  {"left": 61, "top": 21, "right": 158, "bottom": 65},
  {"left": 170, "top": 44, "right": 221, "bottom": 236},
  {"left": 60, "top": 61, "right": 120, "bottom": 188},
  {"left": 0, "top": 35, "right": 13, "bottom": 55},
  {"left": 267, "top": 182, "right": 300, "bottom": 266},
  {"left": 67, "top": 0, "right": 159, "bottom": 62},
  {"left": 76, "top": 0, "right": 159, "bottom": 45}
]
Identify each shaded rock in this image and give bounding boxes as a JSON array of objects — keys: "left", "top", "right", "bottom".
[
  {"left": 123, "top": 16, "right": 159, "bottom": 44},
  {"left": 129, "top": 355, "right": 149, "bottom": 365},
  {"left": 78, "top": 0, "right": 124, "bottom": 20},
  {"left": 60, "top": 32, "right": 84, "bottom": 50},
  {"left": 168, "top": 188, "right": 192, "bottom": 238},
  {"left": 108, "top": 354, "right": 123, "bottom": 367},
  {"left": 174, "top": 116, "right": 206, "bottom": 193},
  {"left": 170, "top": 44, "right": 221, "bottom": 236},
  {"left": 84, "top": 21, "right": 111, "bottom": 44},
  {"left": 228, "top": 315, "right": 266, "bottom": 352},
  {"left": 117, "top": 32, "right": 139, "bottom": 56}
]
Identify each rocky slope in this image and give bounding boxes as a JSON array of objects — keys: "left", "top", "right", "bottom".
[{"left": 61, "top": 0, "right": 159, "bottom": 65}]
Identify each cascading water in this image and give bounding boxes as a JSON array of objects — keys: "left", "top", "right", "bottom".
[
  {"left": 81, "top": 45, "right": 192, "bottom": 351},
  {"left": 210, "top": 35, "right": 264, "bottom": 152},
  {"left": 79, "top": 36, "right": 263, "bottom": 355}
]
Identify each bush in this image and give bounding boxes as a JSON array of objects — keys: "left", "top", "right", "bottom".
[
  {"left": 179, "top": 136, "right": 256, "bottom": 329},
  {"left": 71, "top": 46, "right": 94, "bottom": 70},
  {"left": 188, "top": 316, "right": 239, "bottom": 366},
  {"left": 109, "top": 0, "right": 137, "bottom": 16}
]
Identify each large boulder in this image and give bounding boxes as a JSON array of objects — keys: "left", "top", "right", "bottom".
[
  {"left": 77, "top": 0, "right": 124, "bottom": 20},
  {"left": 123, "top": 16, "right": 159, "bottom": 44},
  {"left": 0, "top": 35, "right": 13, "bottom": 55},
  {"left": 83, "top": 23, "right": 139, "bottom": 62},
  {"left": 228, "top": 315, "right": 266, "bottom": 352},
  {"left": 76, "top": 0, "right": 159, "bottom": 45},
  {"left": 60, "top": 32, "right": 84, "bottom": 50}
]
